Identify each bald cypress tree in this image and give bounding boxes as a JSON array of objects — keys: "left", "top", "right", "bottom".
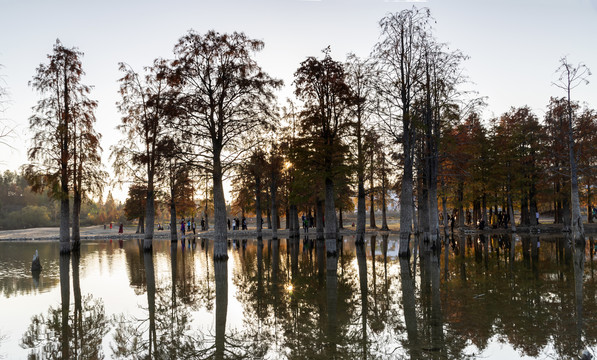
[{"left": 26, "top": 40, "right": 98, "bottom": 254}]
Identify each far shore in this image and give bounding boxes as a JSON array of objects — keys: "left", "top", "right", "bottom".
[{"left": 1, "top": 222, "right": 597, "bottom": 242}]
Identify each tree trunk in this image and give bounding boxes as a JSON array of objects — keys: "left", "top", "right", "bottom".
[
  {"left": 291, "top": 204, "right": 300, "bottom": 237},
  {"left": 381, "top": 172, "right": 389, "bottom": 231},
  {"left": 60, "top": 196, "right": 70, "bottom": 254},
  {"left": 369, "top": 192, "right": 377, "bottom": 228},
  {"left": 442, "top": 196, "right": 448, "bottom": 237},
  {"left": 369, "top": 149, "right": 377, "bottom": 229},
  {"left": 255, "top": 176, "right": 262, "bottom": 238},
  {"left": 138, "top": 216, "right": 145, "bottom": 235},
  {"left": 59, "top": 68, "right": 70, "bottom": 255},
  {"left": 285, "top": 205, "right": 290, "bottom": 230},
  {"left": 418, "top": 161, "right": 429, "bottom": 237},
  {"left": 399, "top": 138, "right": 414, "bottom": 257},
  {"left": 356, "top": 174, "right": 366, "bottom": 243},
  {"left": 566, "top": 85, "right": 585, "bottom": 242},
  {"left": 507, "top": 173, "right": 516, "bottom": 232},
  {"left": 428, "top": 155, "right": 440, "bottom": 249},
  {"left": 338, "top": 207, "right": 343, "bottom": 229},
  {"left": 482, "top": 193, "right": 488, "bottom": 225},
  {"left": 457, "top": 182, "right": 464, "bottom": 228},
  {"left": 170, "top": 187, "right": 178, "bottom": 242},
  {"left": 325, "top": 177, "right": 337, "bottom": 255},
  {"left": 213, "top": 152, "right": 228, "bottom": 260},
  {"left": 563, "top": 194, "right": 571, "bottom": 231},
  {"left": 316, "top": 199, "right": 324, "bottom": 240},
  {"left": 266, "top": 191, "right": 272, "bottom": 229},
  {"left": 143, "top": 187, "right": 155, "bottom": 251},
  {"left": 72, "top": 190, "right": 81, "bottom": 251},
  {"left": 588, "top": 182, "right": 593, "bottom": 223},
  {"left": 521, "top": 194, "right": 530, "bottom": 226},
  {"left": 270, "top": 173, "right": 278, "bottom": 239}
]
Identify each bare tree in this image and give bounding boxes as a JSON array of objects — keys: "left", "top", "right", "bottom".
[
  {"left": 375, "top": 8, "right": 432, "bottom": 257},
  {"left": 113, "top": 60, "right": 173, "bottom": 251},
  {"left": 170, "top": 30, "right": 281, "bottom": 259},
  {"left": 345, "top": 54, "right": 376, "bottom": 243},
  {"left": 553, "top": 57, "right": 591, "bottom": 243}
]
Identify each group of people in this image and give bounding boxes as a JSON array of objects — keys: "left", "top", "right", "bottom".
[
  {"left": 178, "top": 217, "right": 209, "bottom": 235},
  {"left": 103, "top": 222, "right": 124, "bottom": 233},
  {"left": 228, "top": 217, "right": 247, "bottom": 230},
  {"left": 439, "top": 209, "right": 512, "bottom": 231}
]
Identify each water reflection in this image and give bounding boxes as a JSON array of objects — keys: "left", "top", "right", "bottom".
[
  {"left": 20, "top": 251, "right": 109, "bottom": 359},
  {"left": 1, "top": 234, "right": 596, "bottom": 359}
]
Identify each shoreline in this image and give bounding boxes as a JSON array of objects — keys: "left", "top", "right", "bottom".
[{"left": 1, "top": 223, "right": 597, "bottom": 242}]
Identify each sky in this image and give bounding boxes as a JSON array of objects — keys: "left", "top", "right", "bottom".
[{"left": 1, "top": 0, "right": 596, "bottom": 201}]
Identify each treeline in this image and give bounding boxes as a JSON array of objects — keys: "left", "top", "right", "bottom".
[
  {"left": 442, "top": 102, "right": 597, "bottom": 230},
  {"left": 16, "top": 7, "right": 595, "bottom": 256},
  {"left": 0, "top": 170, "right": 125, "bottom": 230}
]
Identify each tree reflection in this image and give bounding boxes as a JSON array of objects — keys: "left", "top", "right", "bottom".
[
  {"left": 20, "top": 252, "right": 109, "bottom": 359},
  {"left": 355, "top": 241, "right": 368, "bottom": 359}
]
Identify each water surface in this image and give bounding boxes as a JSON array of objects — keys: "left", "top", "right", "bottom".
[{"left": 0, "top": 234, "right": 596, "bottom": 359}]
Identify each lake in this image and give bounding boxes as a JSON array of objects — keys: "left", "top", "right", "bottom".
[{"left": 0, "top": 233, "right": 596, "bottom": 359}]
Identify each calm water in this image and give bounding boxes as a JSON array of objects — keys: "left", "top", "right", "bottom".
[{"left": 0, "top": 234, "right": 596, "bottom": 359}]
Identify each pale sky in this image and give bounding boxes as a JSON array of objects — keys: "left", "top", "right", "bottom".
[{"left": 1, "top": 0, "right": 596, "bottom": 201}]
